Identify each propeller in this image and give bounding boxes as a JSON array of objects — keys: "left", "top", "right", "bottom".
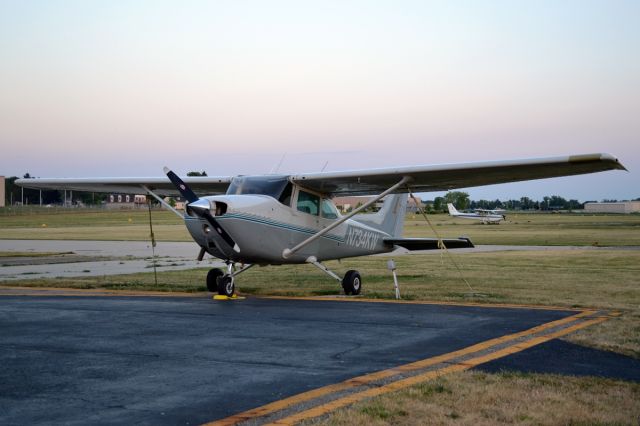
[
  {"left": 164, "top": 167, "right": 199, "bottom": 203},
  {"left": 164, "top": 167, "right": 240, "bottom": 253}
]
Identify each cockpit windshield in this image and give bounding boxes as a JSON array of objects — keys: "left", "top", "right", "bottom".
[{"left": 226, "top": 175, "right": 291, "bottom": 201}]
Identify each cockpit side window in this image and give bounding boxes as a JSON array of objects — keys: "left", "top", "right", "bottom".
[
  {"left": 321, "top": 199, "right": 339, "bottom": 219},
  {"left": 278, "top": 182, "right": 293, "bottom": 207},
  {"left": 297, "top": 190, "right": 319, "bottom": 216}
]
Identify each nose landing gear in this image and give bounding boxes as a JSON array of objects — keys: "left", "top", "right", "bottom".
[
  {"left": 206, "top": 262, "right": 254, "bottom": 298},
  {"left": 217, "top": 274, "right": 235, "bottom": 297}
]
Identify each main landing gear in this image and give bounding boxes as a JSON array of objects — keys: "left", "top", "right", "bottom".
[
  {"left": 306, "top": 257, "right": 362, "bottom": 295},
  {"left": 341, "top": 270, "right": 362, "bottom": 295},
  {"left": 206, "top": 263, "right": 254, "bottom": 297}
]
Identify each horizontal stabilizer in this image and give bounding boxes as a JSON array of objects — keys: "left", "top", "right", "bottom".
[{"left": 384, "top": 237, "right": 474, "bottom": 251}]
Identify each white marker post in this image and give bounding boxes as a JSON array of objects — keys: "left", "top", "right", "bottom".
[{"left": 387, "top": 259, "right": 400, "bottom": 299}]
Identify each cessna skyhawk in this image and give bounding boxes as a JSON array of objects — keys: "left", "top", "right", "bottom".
[
  {"left": 16, "top": 153, "right": 626, "bottom": 296},
  {"left": 447, "top": 203, "right": 506, "bottom": 224}
]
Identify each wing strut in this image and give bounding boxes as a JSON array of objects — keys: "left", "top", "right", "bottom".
[
  {"left": 282, "top": 176, "right": 412, "bottom": 259},
  {"left": 141, "top": 185, "right": 184, "bottom": 218}
]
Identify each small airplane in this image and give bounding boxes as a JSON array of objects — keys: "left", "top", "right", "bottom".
[
  {"left": 17, "top": 153, "right": 626, "bottom": 296},
  {"left": 447, "top": 203, "right": 506, "bottom": 224}
]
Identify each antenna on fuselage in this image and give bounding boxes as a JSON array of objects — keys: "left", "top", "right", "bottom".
[{"left": 271, "top": 153, "right": 287, "bottom": 174}]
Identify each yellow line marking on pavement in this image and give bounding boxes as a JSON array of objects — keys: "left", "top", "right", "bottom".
[
  {"left": 258, "top": 295, "right": 584, "bottom": 311},
  {"left": 205, "top": 310, "right": 594, "bottom": 426},
  {"left": 266, "top": 315, "right": 608, "bottom": 426}
]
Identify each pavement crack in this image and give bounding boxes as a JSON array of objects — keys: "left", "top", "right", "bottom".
[{"left": 331, "top": 343, "right": 363, "bottom": 360}]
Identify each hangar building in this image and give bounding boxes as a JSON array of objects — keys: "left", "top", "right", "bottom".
[{"left": 584, "top": 201, "right": 640, "bottom": 214}]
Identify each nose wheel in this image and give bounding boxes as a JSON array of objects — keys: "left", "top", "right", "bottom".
[
  {"left": 208, "top": 262, "right": 254, "bottom": 297},
  {"left": 217, "top": 275, "right": 235, "bottom": 297},
  {"left": 205, "top": 267, "right": 233, "bottom": 296}
]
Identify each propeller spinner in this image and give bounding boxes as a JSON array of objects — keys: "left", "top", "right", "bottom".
[{"left": 164, "top": 167, "right": 240, "bottom": 253}]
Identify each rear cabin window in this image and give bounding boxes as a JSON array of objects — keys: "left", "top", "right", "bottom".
[
  {"left": 297, "top": 190, "right": 319, "bottom": 216},
  {"left": 321, "top": 199, "right": 339, "bottom": 219}
]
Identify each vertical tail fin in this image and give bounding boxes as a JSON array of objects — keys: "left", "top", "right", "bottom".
[
  {"left": 447, "top": 203, "right": 459, "bottom": 216},
  {"left": 353, "top": 194, "right": 408, "bottom": 237}
]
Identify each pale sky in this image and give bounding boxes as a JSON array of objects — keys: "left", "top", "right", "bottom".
[{"left": 1, "top": 1, "right": 637, "bottom": 201}]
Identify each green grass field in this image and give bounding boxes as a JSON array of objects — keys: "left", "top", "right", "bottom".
[
  {"left": 306, "top": 372, "right": 640, "bottom": 425},
  {"left": 0, "top": 207, "right": 190, "bottom": 241},
  {"left": 404, "top": 212, "right": 640, "bottom": 246},
  {"left": 2, "top": 207, "right": 639, "bottom": 424}
]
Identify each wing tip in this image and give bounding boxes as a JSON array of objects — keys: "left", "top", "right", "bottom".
[
  {"left": 569, "top": 153, "right": 627, "bottom": 171},
  {"left": 600, "top": 153, "right": 628, "bottom": 171}
]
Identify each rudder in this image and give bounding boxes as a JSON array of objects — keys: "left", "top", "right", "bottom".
[{"left": 353, "top": 194, "right": 408, "bottom": 237}]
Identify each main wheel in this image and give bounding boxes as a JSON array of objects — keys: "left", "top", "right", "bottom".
[
  {"left": 206, "top": 268, "right": 224, "bottom": 292},
  {"left": 217, "top": 275, "right": 235, "bottom": 297},
  {"left": 342, "top": 270, "right": 362, "bottom": 295}
]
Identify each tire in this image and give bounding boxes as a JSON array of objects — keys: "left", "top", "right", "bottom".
[
  {"left": 206, "top": 268, "right": 224, "bottom": 292},
  {"left": 217, "top": 275, "right": 235, "bottom": 297},
  {"left": 342, "top": 270, "right": 362, "bottom": 295}
]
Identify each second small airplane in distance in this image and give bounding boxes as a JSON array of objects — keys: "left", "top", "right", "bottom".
[
  {"left": 17, "top": 153, "right": 626, "bottom": 296},
  {"left": 447, "top": 203, "right": 506, "bottom": 224}
]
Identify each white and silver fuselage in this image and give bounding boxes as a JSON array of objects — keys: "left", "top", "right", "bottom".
[{"left": 184, "top": 195, "right": 392, "bottom": 264}]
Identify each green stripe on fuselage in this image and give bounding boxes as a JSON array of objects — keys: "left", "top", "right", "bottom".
[{"left": 218, "top": 213, "right": 345, "bottom": 243}]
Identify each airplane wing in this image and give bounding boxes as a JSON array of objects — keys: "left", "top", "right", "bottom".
[
  {"left": 14, "top": 176, "right": 232, "bottom": 197},
  {"left": 15, "top": 153, "right": 626, "bottom": 198},
  {"left": 290, "top": 153, "right": 626, "bottom": 196},
  {"left": 384, "top": 237, "right": 474, "bottom": 251}
]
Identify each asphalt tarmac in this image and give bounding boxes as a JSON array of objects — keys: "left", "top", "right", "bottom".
[{"left": 0, "top": 295, "right": 576, "bottom": 425}]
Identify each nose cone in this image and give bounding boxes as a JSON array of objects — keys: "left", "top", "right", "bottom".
[{"left": 187, "top": 198, "right": 212, "bottom": 215}]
